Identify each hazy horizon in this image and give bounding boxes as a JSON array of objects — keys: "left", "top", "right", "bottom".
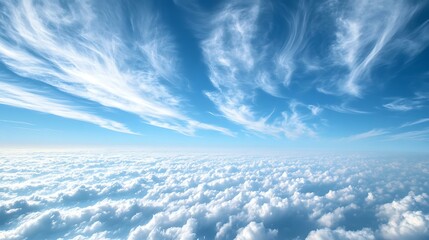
[{"left": 1, "top": 0, "right": 428, "bottom": 239}]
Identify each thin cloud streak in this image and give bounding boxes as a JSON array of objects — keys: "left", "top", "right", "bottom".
[
  {"left": 401, "top": 118, "right": 429, "bottom": 128},
  {"left": 386, "top": 128, "right": 429, "bottom": 141},
  {"left": 0, "top": 119, "right": 34, "bottom": 126},
  {"left": 383, "top": 98, "right": 425, "bottom": 112},
  {"left": 325, "top": 105, "right": 370, "bottom": 114},
  {"left": 0, "top": 82, "right": 136, "bottom": 135},
  {"left": 0, "top": 0, "right": 228, "bottom": 136},
  {"left": 344, "top": 129, "right": 388, "bottom": 141}
]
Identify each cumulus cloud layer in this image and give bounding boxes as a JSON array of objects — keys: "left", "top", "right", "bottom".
[{"left": 0, "top": 151, "right": 428, "bottom": 239}]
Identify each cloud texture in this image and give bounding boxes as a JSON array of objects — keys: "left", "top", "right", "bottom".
[
  {"left": 0, "top": 0, "right": 428, "bottom": 140},
  {"left": 0, "top": 0, "right": 230, "bottom": 136},
  {"left": 1, "top": 151, "right": 428, "bottom": 239}
]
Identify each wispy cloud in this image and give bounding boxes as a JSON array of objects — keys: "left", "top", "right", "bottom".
[
  {"left": 0, "top": 82, "right": 136, "bottom": 134},
  {"left": 325, "top": 104, "right": 370, "bottom": 114},
  {"left": 183, "top": 0, "right": 315, "bottom": 138},
  {"left": 383, "top": 97, "right": 426, "bottom": 112},
  {"left": 383, "top": 92, "right": 429, "bottom": 112},
  {"left": 386, "top": 128, "right": 429, "bottom": 141},
  {"left": 0, "top": 0, "right": 229, "bottom": 136},
  {"left": 0, "top": 119, "right": 34, "bottom": 126},
  {"left": 275, "top": 0, "right": 310, "bottom": 86},
  {"left": 344, "top": 129, "right": 388, "bottom": 141},
  {"left": 400, "top": 118, "right": 429, "bottom": 128},
  {"left": 328, "top": 0, "right": 425, "bottom": 96},
  {"left": 308, "top": 105, "right": 323, "bottom": 116},
  {"left": 346, "top": 127, "right": 429, "bottom": 142}
]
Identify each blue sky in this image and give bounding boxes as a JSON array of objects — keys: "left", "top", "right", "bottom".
[{"left": 0, "top": 0, "right": 428, "bottom": 151}]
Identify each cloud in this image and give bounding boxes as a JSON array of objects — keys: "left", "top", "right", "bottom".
[
  {"left": 0, "top": 0, "right": 229, "bottom": 136},
  {"left": 325, "top": 104, "right": 370, "bottom": 114},
  {"left": 274, "top": 0, "right": 310, "bottom": 86},
  {"left": 344, "top": 129, "right": 388, "bottom": 141},
  {"left": 306, "top": 228, "right": 375, "bottom": 240},
  {"left": 235, "top": 222, "right": 277, "bottom": 240},
  {"left": 1, "top": 151, "right": 428, "bottom": 239},
  {"left": 378, "top": 192, "right": 429, "bottom": 240},
  {"left": 386, "top": 128, "right": 429, "bottom": 141},
  {"left": 327, "top": 0, "right": 426, "bottom": 96},
  {"left": 0, "top": 82, "right": 136, "bottom": 134},
  {"left": 317, "top": 204, "right": 357, "bottom": 228},
  {"left": 401, "top": 118, "right": 429, "bottom": 128},
  {"left": 0, "top": 120, "right": 34, "bottom": 126},
  {"left": 383, "top": 97, "right": 426, "bottom": 112},
  {"left": 308, "top": 105, "right": 323, "bottom": 116},
  {"left": 184, "top": 0, "right": 315, "bottom": 138}
]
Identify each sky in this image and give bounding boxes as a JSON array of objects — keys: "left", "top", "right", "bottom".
[{"left": 0, "top": 0, "right": 428, "bottom": 151}]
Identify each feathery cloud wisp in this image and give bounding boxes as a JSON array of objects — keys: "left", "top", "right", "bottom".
[
  {"left": 344, "top": 129, "right": 388, "bottom": 141},
  {"left": 330, "top": 0, "right": 423, "bottom": 96},
  {"left": 401, "top": 118, "right": 429, "bottom": 128},
  {"left": 0, "top": 0, "right": 229, "bottom": 136},
  {"left": 383, "top": 98, "right": 425, "bottom": 112},
  {"left": 386, "top": 128, "right": 429, "bottom": 141},
  {"left": 194, "top": 0, "right": 315, "bottom": 138},
  {"left": 0, "top": 82, "right": 136, "bottom": 134}
]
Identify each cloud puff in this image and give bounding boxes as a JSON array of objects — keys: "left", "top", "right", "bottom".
[
  {"left": 0, "top": 151, "right": 428, "bottom": 239},
  {"left": 235, "top": 222, "right": 277, "bottom": 240},
  {"left": 306, "top": 228, "right": 375, "bottom": 240},
  {"left": 378, "top": 192, "right": 429, "bottom": 239}
]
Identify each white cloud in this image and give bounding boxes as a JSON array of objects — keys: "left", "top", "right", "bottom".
[
  {"left": 325, "top": 104, "right": 370, "bottom": 114},
  {"left": 235, "top": 222, "right": 277, "bottom": 240},
  {"left": 308, "top": 105, "right": 323, "bottom": 116},
  {"left": 0, "top": 151, "right": 428, "bottom": 239},
  {"left": 378, "top": 192, "right": 429, "bottom": 240},
  {"left": 0, "top": 0, "right": 229, "bottom": 136},
  {"left": 344, "top": 129, "right": 388, "bottom": 141},
  {"left": 383, "top": 98, "right": 424, "bottom": 112},
  {"left": 401, "top": 118, "right": 429, "bottom": 128},
  {"left": 329, "top": 0, "right": 425, "bottom": 96},
  {"left": 274, "top": 0, "right": 310, "bottom": 86},
  {"left": 0, "top": 120, "right": 34, "bottom": 126},
  {"left": 0, "top": 82, "right": 136, "bottom": 134},
  {"left": 366, "top": 192, "right": 375, "bottom": 204},
  {"left": 317, "top": 205, "right": 357, "bottom": 228},
  {"left": 386, "top": 128, "right": 429, "bottom": 141},
  {"left": 306, "top": 228, "right": 375, "bottom": 240},
  {"left": 179, "top": 0, "right": 315, "bottom": 138}
]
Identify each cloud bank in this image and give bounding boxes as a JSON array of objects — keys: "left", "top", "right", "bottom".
[{"left": 1, "top": 151, "right": 428, "bottom": 239}]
